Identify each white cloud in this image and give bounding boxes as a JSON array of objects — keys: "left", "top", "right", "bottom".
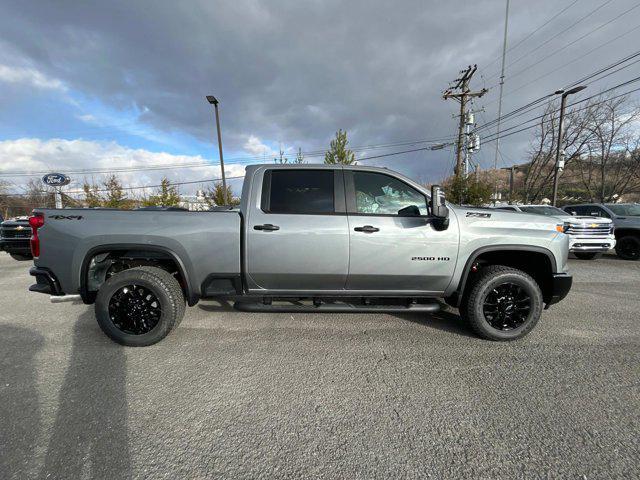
[
  {"left": 0, "top": 138, "right": 247, "bottom": 197},
  {"left": 0, "top": 64, "right": 67, "bottom": 91},
  {"left": 243, "top": 135, "right": 277, "bottom": 158}
]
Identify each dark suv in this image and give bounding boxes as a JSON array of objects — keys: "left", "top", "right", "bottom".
[
  {"left": 0, "top": 216, "right": 33, "bottom": 260},
  {"left": 563, "top": 203, "right": 640, "bottom": 260}
]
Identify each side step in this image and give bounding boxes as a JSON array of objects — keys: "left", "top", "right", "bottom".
[{"left": 233, "top": 300, "right": 440, "bottom": 314}]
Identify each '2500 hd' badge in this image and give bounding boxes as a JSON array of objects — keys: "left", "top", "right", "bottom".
[{"left": 412, "top": 256, "right": 450, "bottom": 261}]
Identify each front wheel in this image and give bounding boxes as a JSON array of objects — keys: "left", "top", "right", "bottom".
[
  {"left": 95, "top": 266, "right": 185, "bottom": 346},
  {"left": 615, "top": 235, "right": 640, "bottom": 261},
  {"left": 460, "top": 265, "right": 543, "bottom": 341},
  {"left": 574, "top": 252, "right": 600, "bottom": 260}
]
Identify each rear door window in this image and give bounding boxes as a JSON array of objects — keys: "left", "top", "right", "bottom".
[{"left": 263, "top": 170, "right": 335, "bottom": 214}]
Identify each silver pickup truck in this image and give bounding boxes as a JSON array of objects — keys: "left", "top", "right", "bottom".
[{"left": 29, "top": 164, "right": 572, "bottom": 346}]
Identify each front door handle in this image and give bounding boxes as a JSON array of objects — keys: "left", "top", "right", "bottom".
[
  {"left": 254, "top": 224, "right": 280, "bottom": 231},
  {"left": 354, "top": 225, "right": 379, "bottom": 233}
]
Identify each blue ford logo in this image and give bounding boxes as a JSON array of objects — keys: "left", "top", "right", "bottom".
[{"left": 42, "top": 173, "right": 71, "bottom": 186}]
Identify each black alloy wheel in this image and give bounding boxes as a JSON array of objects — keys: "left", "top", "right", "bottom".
[
  {"left": 482, "top": 282, "right": 532, "bottom": 331},
  {"left": 108, "top": 284, "right": 162, "bottom": 335}
]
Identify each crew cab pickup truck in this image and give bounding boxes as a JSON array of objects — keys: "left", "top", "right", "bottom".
[
  {"left": 1, "top": 216, "right": 33, "bottom": 260},
  {"left": 494, "top": 204, "right": 615, "bottom": 260},
  {"left": 563, "top": 203, "right": 640, "bottom": 261},
  {"left": 29, "top": 164, "right": 572, "bottom": 346}
]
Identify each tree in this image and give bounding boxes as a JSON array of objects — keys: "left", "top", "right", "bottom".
[
  {"left": 444, "top": 174, "right": 493, "bottom": 206},
  {"left": 204, "top": 182, "right": 240, "bottom": 207},
  {"left": 324, "top": 129, "right": 356, "bottom": 165},
  {"left": 83, "top": 180, "right": 103, "bottom": 208},
  {"left": 102, "top": 175, "right": 127, "bottom": 208},
  {"left": 274, "top": 147, "right": 288, "bottom": 164},
  {"left": 295, "top": 147, "right": 305, "bottom": 164},
  {"left": 142, "top": 177, "right": 181, "bottom": 207}
]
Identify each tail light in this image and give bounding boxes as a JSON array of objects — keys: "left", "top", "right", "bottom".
[{"left": 29, "top": 213, "right": 44, "bottom": 257}]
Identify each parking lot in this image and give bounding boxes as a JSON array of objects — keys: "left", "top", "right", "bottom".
[{"left": 1, "top": 252, "right": 638, "bottom": 479}]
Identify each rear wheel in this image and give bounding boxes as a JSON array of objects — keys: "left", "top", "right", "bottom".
[
  {"left": 95, "top": 266, "right": 185, "bottom": 346},
  {"left": 615, "top": 235, "right": 640, "bottom": 261},
  {"left": 574, "top": 252, "right": 600, "bottom": 260},
  {"left": 460, "top": 265, "right": 543, "bottom": 341}
]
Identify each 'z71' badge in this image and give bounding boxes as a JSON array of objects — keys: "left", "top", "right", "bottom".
[{"left": 466, "top": 212, "right": 491, "bottom": 218}]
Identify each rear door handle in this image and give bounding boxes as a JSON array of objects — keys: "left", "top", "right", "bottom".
[
  {"left": 254, "top": 224, "right": 280, "bottom": 231},
  {"left": 354, "top": 225, "right": 379, "bottom": 233}
]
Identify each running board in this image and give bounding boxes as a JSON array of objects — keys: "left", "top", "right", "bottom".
[{"left": 233, "top": 301, "right": 441, "bottom": 314}]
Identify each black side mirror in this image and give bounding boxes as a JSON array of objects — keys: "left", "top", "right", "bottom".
[
  {"left": 398, "top": 205, "right": 420, "bottom": 217},
  {"left": 430, "top": 185, "right": 449, "bottom": 230}
]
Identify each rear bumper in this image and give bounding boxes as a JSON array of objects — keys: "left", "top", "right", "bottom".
[
  {"left": 545, "top": 273, "right": 572, "bottom": 308},
  {"left": 29, "top": 267, "right": 64, "bottom": 296}
]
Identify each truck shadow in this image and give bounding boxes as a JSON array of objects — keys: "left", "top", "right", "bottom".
[
  {"left": 393, "top": 309, "right": 476, "bottom": 338},
  {"left": 0, "top": 325, "right": 44, "bottom": 479},
  {"left": 39, "top": 311, "right": 132, "bottom": 479}
]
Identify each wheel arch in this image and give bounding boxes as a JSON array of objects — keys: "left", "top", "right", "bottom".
[
  {"left": 450, "top": 245, "right": 557, "bottom": 307},
  {"left": 79, "top": 244, "right": 198, "bottom": 306}
]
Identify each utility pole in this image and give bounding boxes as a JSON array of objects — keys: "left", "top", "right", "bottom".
[
  {"left": 206, "top": 95, "right": 229, "bottom": 205},
  {"left": 443, "top": 65, "right": 487, "bottom": 179},
  {"left": 501, "top": 165, "right": 516, "bottom": 204},
  {"left": 493, "top": 0, "right": 510, "bottom": 183}
]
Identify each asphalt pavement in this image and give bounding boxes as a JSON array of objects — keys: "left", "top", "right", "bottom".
[{"left": 0, "top": 252, "right": 638, "bottom": 479}]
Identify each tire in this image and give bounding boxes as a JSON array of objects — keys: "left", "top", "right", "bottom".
[
  {"left": 95, "top": 266, "right": 185, "bottom": 346},
  {"left": 574, "top": 252, "right": 600, "bottom": 260},
  {"left": 615, "top": 235, "right": 640, "bottom": 261},
  {"left": 10, "top": 253, "right": 32, "bottom": 261},
  {"left": 460, "top": 265, "right": 544, "bottom": 341}
]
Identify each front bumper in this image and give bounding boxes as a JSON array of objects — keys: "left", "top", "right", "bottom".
[
  {"left": 29, "top": 267, "right": 64, "bottom": 296},
  {"left": 545, "top": 273, "right": 572, "bottom": 308},
  {"left": 569, "top": 236, "right": 616, "bottom": 252},
  {"left": 0, "top": 239, "right": 31, "bottom": 255}
]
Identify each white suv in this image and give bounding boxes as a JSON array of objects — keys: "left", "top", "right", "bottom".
[{"left": 494, "top": 204, "right": 615, "bottom": 260}]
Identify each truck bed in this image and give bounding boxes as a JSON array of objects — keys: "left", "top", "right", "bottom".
[{"left": 32, "top": 208, "right": 241, "bottom": 299}]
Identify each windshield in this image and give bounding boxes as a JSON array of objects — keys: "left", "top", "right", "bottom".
[
  {"left": 519, "top": 206, "right": 566, "bottom": 216},
  {"left": 606, "top": 204, "right": 640, "bottom": 216}
]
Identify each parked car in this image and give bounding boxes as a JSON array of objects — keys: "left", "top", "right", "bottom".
[
  {"left": 494, "top": 204, "right": 615, "bottom": 260},
  {"left": 28, "top": 164, "right": 572, "bottom": 346},
  {"left": 563, "top": 203, "right": 640, "bottom": 260},
  {"left": 0, "top": 216, "right": 33, "bottom": 260}
]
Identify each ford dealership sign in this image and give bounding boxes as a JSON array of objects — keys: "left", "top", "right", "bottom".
[{"left": 42, "top": 173, "right": 71, "bottom": 187}]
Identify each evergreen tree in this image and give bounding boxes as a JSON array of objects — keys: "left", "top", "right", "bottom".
[
  {"left": 204, "top": 182, "right": 240, "bottom": 207},
  {"left": 102, "top": 174, "right": 127, "bottom": 208},
  {"left": 294, "top": 147, "right": 305, "bottom": 164},
  {"left": 143, "top": 177, "right": 181, "bottom": 206},
  {"left": 82, "top": 181, "right": 103, "bottom": 207},
  {"left": 324, "top": 129, "right": 356, "bottom": 165}
]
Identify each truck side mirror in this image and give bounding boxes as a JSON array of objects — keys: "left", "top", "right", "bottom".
[
  {"left": 430, "top": 185, "right": 449, "bottom": 219},
  {"left": 430, "top": 185, "right": 449, "bottom": 231}
]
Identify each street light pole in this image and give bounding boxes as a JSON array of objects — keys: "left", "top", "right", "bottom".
[
  {"left": 206, "top": 95, "right": 228, "bottom": 205},
  {"left": 551, "top": 85, "right": 586, "bottom": 206}
]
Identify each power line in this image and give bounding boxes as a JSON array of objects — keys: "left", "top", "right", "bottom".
[
  {"left": 481, "top": 0, "right": 581, "bottom": 75},
  {"left": 484, "top": 0, "right": 618, "bottom": 83},
  {"left": 507, "top": 3, "right": 640, "bottom": 83},
  {"left": 477, "top": 49, "right": 640, "bottom": 133},
  {"left": 0, "top": 135, "right": 457, "bottom": 178}
]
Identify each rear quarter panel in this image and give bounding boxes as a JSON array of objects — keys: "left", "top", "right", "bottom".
[{"left": 33, "top": 209, "right": 241, "bottom": 297}]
